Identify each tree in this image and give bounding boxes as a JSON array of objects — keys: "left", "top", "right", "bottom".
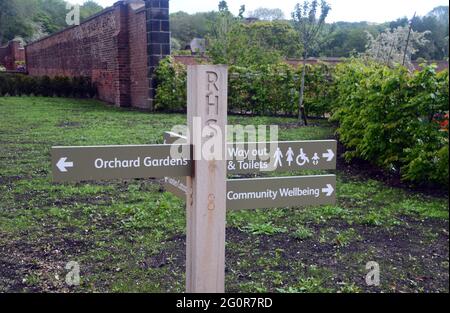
[
  {"left": 248, "top": 7, "right": 285, "bottom": 21},
  {"left": 207, "top": 5, "right": 285, "bottom": 66},
  {"left": 0, "top": 0, "right": 35, "bottom": 45},
  {"left": 0, "top": 0, "right": 103, "bottom": 45},
  {"left": 238, "top": 5, "right": 246, "bottom": 19},
  {"left": 292, "top": 0, "right": 331, "bottom": 125},
  {"left": 218, "top": 1, "right": 229, "bottom": 13},
  {"left": 365, "top": 26, "right": 430, "bottom": 70},
  {"left": 80, "top": 0, "right": 103, "bottom": 21},
  {"left": 171, "top": 11, "right": 218, "bottom": 48}
]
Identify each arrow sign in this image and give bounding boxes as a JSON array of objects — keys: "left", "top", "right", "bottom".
[
  {"left": 322, "top": 149, "right": 335, "bottom": 162},
  {"left": 227, "top": 175, "right": 336, "bottom": 210},
  {"left": 56, "top": 157, "right": 74, "bottom": 172},
  {"left": 52, "top": 144, "right": 192, "bottom": 183},
  {"left": 322, "top": 184, "right": 334, "bottom": 197},
  {"left": 163, "top": 132, "right": 337, "bottom": 173}
]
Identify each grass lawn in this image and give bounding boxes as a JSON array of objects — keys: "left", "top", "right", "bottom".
[{"left": 0, "top": 97, "right": 448, "bottom": 293}]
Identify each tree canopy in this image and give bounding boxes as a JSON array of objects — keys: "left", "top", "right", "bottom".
[
  {"left": 170, "top": 2, "right": 449, "bottom": 61},
  {"left": 0, "top": 0, "right": 104, "bottom": 45}
]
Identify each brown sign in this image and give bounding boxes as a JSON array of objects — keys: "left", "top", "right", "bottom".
[
  {"left": 227, "top": 141, "right": 337, "bottom": 173},
  {"left": 52, "top": 144, "right": 192, "bottom": 182},
  {"left": 227, "top": 175, "right": 336, "bottom": 210},
  {"left": 163, "top": 132, "right": 337, "bottom": 173},
  {"left": 164, "top": 175, "right": 336, "bottom": 211}
]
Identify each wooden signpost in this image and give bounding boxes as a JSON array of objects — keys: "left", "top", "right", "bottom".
[{"left": 51, "top": 65, "right": 337, "bottom": 294}]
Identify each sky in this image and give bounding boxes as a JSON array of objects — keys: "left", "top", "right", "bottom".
[{"left": 72, "top": 0, "right": 448, "bottom": 23}]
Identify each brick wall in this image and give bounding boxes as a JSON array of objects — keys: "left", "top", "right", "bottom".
[
  {"left": 0, "top": 40, "right": 25, "bottom": 70},
  {"left": 26, "top": 2, "right": 130, "bottom": 106},
  {"left": 24, "top": 0, "right": 165, "bottom": 109}
]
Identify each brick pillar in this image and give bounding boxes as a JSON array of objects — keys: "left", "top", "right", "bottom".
[
  {"left": 115, "top": 1, "right": 132, "bottom": 107},
  {"left": 145, "top": 0, "right": 170, "bottom": 111}
]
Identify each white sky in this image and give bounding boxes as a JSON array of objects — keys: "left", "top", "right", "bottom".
[{"left": 71, "top": 0, "right": 448, "bottom": 23}]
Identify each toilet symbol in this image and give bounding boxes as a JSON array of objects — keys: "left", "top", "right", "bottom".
[
  {"left": 286, "top": 147, "right": 295, "bottom": 166},
  {"left": 273, "top": 147, "right": 283, "bottom": 167},
  {"left": 296, "top": 149, "right": 310, "bottom": 166},
  {"left": 312, "top": 153, "right": 320, "bottom": 165}
]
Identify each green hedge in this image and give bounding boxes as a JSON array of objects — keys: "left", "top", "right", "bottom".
[
  {"left": 331, "top": 59, "right": 449, "bottom": 186},
  {"left": 155, "top": 56, "right": 449, "bottom": 186},
  {"left": 154, "top": 56, "right": 334, "bottom": 117},
  {"left": 0, "top": 73, "right": 97, "bottom": 98}
]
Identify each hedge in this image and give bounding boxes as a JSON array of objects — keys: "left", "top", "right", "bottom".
[
  {"left": 331, "top": 59, "right": 449, "bottom": 186},
  {"left": 0, "top": 73, "right": 97, "bottom": 98},
  {"left": 155, "top": 56, "right": 449, "bottom": 186},
  {"left": 154, "top": 56, "right": 334, "bottom": 117}
]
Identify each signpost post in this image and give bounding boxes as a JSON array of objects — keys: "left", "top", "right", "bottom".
[
  {"left": 186, "top": 65, "right": 228, "bottom": 293},
  {"left": 51, "top": 65, "right": 338, "bottom": 294}
]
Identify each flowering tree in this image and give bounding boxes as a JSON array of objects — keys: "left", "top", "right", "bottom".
[{"left": 365, "top": 26, "right": 430, "bottom": 71}]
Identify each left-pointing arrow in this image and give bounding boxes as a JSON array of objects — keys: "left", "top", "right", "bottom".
[{"left": 57, "top": 157, "right": 74, "bottom": 173}]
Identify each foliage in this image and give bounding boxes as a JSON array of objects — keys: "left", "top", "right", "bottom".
[
  {"left": 154, "top": 57, "right": 187, "bottom": 112},
  {"left": 291, "top": 0, "right": 331, "bottom": 57},
  {"left": 170, "top": 4, "right": 448, "bottom": 61},
  {"left": 292, "top": 0, "right": 331, "bottom": 124},
  {"left": 170, "top": 11, "right": 218, "bottom": 48},
  {"left": 241, "top": 222, "right": 287, "bottom": 236},
  {"left": 365, "top": 26, "right": 430, "bottom": 70},
  {"left": 331, "top": 59, "right": 449, "bottom": 185},
  {"left": 0, "top": 0, "right": 103, "bottom": 45},
  {"left": 0, "top": 73, "right": 97, "bottom": 98},
  {"left": 390, "top": 7, "right": 449, "bottom": 61},
  {"left": 154, "top": 56, "right": 335, "bottom": 117}
]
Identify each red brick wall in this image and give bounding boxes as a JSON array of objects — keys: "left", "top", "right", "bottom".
[
  {"left": 128, "top": 5, "right": 149, "bottom": 109},
  {"left": 0, "top": 41, "right": 25, "bottom": 70},
  {"left": 25, "top": 3, "right": 130, "bottom": 106}
]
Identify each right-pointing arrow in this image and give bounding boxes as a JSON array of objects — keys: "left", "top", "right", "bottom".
[
  {"left": 57, "top": 157, "right": 74, "bottom": 173},
  {"left": 322, "top": 149, "right": 335, "bottom": 162},
  {"left": 322, "top": 184, "right": 334, "bottom": 197}
]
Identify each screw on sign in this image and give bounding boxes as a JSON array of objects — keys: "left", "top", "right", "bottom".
[{"left": 51, "top": 65, "right": 337, "bottom": 293}]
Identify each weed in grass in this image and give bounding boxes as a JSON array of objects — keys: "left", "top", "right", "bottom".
[
  {"left": 292, "top": 226, "right": 314, "bottom": 240},
  {"left": 334, "top": 228, "right": 362, "bottom": 247},
  {"left": 241, "top": 222, "right": 287, "bottom": 236}
]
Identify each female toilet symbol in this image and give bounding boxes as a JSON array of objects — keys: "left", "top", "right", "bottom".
[
  {"left": 273, "top": 147, "right": 283, "bottom": 167},
  {"left": 286, "top": 147, "right": 295, "bottom": 166}
]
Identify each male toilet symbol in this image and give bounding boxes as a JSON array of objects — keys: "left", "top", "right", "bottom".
[{"left": 274, "top": 147, "right": 283, "bottom": 167}]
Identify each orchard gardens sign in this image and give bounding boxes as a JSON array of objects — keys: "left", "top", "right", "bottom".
[{"left": 51, "top": 65, "right": 337, "bottom": 293}]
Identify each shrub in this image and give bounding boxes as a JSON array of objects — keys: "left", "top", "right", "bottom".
[
  {"left": 0, "top": 73, "right": 97, "bottom": 98},
  {"left": 154, "top": 56, "right": 334, "bottom": 117},
  {"left": 331, "top": 59, "right": 449, "bottom": 186},
  {"left": 154, "top": 56, "right": 187, "bottom": 112}
]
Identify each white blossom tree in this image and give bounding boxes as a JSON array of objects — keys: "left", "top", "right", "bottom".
[{"left": 365, "top": 26, "right": 430, "bottom": 71}]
